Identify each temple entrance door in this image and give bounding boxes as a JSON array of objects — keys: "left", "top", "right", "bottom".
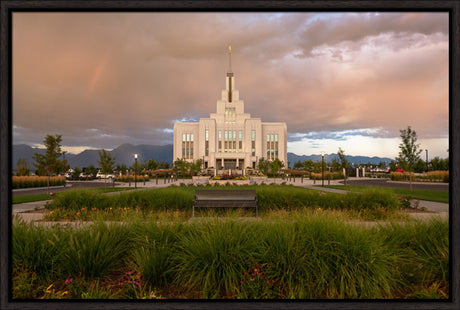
[{"left": 224, "top": 159, "right": 237, "bottom": 170}]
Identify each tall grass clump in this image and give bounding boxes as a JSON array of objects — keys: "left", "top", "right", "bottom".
[
  {"left": 129, "top": 221, "right": 184, "bottom": 287},
  {"left": 173, "top": 220, "right": 261, "bottom": 298},
  {"left": 247, "top": 211, "right": 399, "bottom": 299},
  {"left": 12, "top": 218, "right": 68, "bottom": 281},
  {"left": 60, "top": 222, "right": 133, "bottom": 279},
  {"left": 378, "top": 217, "right": 449, "bottom": 286}
]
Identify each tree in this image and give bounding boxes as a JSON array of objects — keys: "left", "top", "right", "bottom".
[
  {"left": 396, "top": 126, "right": 422, "bottom": 190},
  {"left": 257, "top": 157, "right": 270, "bottom": 176},
  {"left": 16, "top": 158, "right": 30, "bottom": 176},
  {"left": 293, "top": 161, "right": 303, "bottom": 170},
  {"left": 269, "top": 158, "right": 284, "bottom": 177},
  {"left": 173, "top": 158, "right": 190, "bottom": 176},
  {"left": 388, "top": 160, "right": 397, "bottom": 172},
  {"left": 337, "top": 147, "right": 348, "bottom": 185},
  {"left": 158, "top": 161, "right": 170, "bottom": 169},
  {"left": 73, "top": 167, "right": 82, "bottom": 180},
  {"left": 115, "top": 164, "right": 128, "bottom": 176},
  {"left": 145, "top": 159, "right": 159, "bottom": 171},
  {"left": 85, "top": 165, "right": 98, "bottom": 178},
  {"left": 414, "top": 158, "right": 427, "bottom": 173},
  {"left": 431, "top": 157, "right": 449, "bottom": 171},
  {"left": 190, "top": 159, "right": 203, "bottom": 176},
  {"left": 98, "top": 149, "right": 116, "bottom": 188},
  {"left": 303, "top": 160, "right": 317, "bottom": 172},
  {"left": 33, "top": 134, "right": 64, "bottom": 194}
]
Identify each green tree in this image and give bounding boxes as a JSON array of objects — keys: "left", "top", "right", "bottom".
[
  {"left": 303, "top": 160, "right": 317, "bottom": 172},
  {"left": 33, "top": 134, "right": 64, "bottom": 194},
  {"left": 269, "top": 158, "right": 284, "bottom": 177},
  {"left": 293, "top": 161, "right": 303, "bottom": 170},
  {"left": 173, "top": 158, "right": 190, "bottom": 176},
  {"left": 85, "top": 165, "right": 97, "bottom": 178},
  {"left": 158, "top": 161, "right": 170, "bottom": 169},
  {"left": 396, "top": 126, "right": 422, "bottom": 190},
  {"left": 414, "top": 158, "right": 427, "bottom": 173},
  {"left": 257, "top": 157, "right": 270, "bottom": 176},
  {"left": 16, "top": 158, "right": 30, "bottom": 176},
  {"left": 73, "top": 167, "right": 82, "bottom": 180},
  {"left": 190, "top": 159, "right": 203, "bottom": 176},
  {"left": 388, "top": 160, "right": 397, "bottom": 172},
  {"left": 98, "top": 149, "right": 116, "bottom": 188},
  {"left": 115, "top": 164, "right": 128, "bottom": 176},
  {"left": 337, "top": 147, "right": 348, "bottom": 185},
  {"left": 145, "top": 159, "right": 159, "bottom": 171},
  {"left": 431, "top": 157, "right": 449, "bottom": 171}
]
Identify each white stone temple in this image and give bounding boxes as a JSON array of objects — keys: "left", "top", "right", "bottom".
[{"left": 173, "top": 46, "right": 287, "bottom": 172}]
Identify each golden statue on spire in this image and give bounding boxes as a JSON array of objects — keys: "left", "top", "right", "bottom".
[{"left": 229, "top": 45, "right": 231, "bottom": 53}]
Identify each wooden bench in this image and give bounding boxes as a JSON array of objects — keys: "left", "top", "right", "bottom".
[{"left": 193, "top": 189, "right": 258, "bottom": 217}]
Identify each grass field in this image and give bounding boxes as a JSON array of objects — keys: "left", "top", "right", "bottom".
[
  {"left": 12, "top": 214, "right": 449, "bottom": 299},
  {"left": 42, "top": 184, "right": 407, "bottom": 222},
  {"left": 12, "top": 183, "right": 449, "bottom": 299},
  {"left": 12, "top": 187, "right": 133, "bottom": 204},
  {"left": 323, "top": 185, "right": 449, "bottom": 203}
]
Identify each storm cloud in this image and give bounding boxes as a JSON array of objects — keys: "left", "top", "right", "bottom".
[{"left": 12, "top": 12, "right": 449, "bottom": 157}]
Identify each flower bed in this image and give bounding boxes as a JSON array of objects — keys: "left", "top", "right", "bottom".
[{"left": 208, "top": 179, "right": 250, "bottom": 186}]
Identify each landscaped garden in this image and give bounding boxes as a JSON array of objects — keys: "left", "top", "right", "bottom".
[{"left": 12, "top": 184, "right": 449, "bottom": 299}]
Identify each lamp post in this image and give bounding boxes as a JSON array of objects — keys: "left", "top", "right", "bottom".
[
  {"left": 134, "top": 153, "right": 138, "bottom": 189},
  {"left": 426, "top": 149, "right": 429, "bottom": 172},
  {"left": 321, "top": 151, "right": 325, "bottom": 187}
]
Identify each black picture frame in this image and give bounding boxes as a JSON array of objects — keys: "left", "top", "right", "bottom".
[{"left": 1, "top": 1, "right": 458, "bottom": 309}]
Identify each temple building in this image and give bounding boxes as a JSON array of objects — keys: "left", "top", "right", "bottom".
[{"left": 173, "top": 46, "right": 287, "bottom": 172}]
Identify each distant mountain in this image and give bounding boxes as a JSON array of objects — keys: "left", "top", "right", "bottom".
[
  {"left": 287, "top": 152, "right": 393, "bottom": 168},
  {"left": 62, "top": 144, "right": 174, "bottom": 168},
  {"left": 12, "top": 144, "right": 394, "bottom": 171},
  {"left": 12, "top": 144, "right": 76, "bottom": 170},
  {"left": 12, "top": 143, "right": 174, "bottom": 170}
]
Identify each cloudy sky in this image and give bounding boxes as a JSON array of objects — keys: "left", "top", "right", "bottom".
[{"left": 13, "top": 12, "right": 449, "bottom": 159}]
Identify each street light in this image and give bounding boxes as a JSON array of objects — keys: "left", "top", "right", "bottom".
[
  {"left": 426, "top": 149, "right": 429, "bottom": 172},
  {"left": 322, "top": 153, "right": 326, "bottom": 186},
  {"left": 134, "top": 153, "right": 138, "bottom": 189}
]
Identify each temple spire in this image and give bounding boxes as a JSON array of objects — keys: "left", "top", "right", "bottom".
[
  {"left": 227, "top": 45, "right": 233, "bottom": 102},
  {"left": 228, "top": 44, "right": 232, "bottom": 73}
]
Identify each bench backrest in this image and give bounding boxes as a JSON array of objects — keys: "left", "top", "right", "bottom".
[{"left": 195, "top": 189, "right": 256, "bottom": 200}]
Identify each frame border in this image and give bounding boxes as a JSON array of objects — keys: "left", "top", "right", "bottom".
[{"left": 1, "top": 1, "right": 458, "bottom": 309}]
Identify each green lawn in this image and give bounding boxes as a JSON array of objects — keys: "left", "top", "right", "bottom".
[
  {"left": 323, "top": 185, "right": 449, "bottom": 203},
  {"left": 12, "top": 187, "right": 134, "bottom": 204},
  {"left": 12, "top": 194, "right": 52, "bottom": 204}
]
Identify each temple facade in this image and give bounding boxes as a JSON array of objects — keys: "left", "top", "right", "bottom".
[{"left": 173, "top": 46, "right": 287, "bottom": 172}]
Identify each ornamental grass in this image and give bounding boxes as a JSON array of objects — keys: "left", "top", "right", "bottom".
[{"left": 12, "top": 214, "right": 449, "bottom": 299}]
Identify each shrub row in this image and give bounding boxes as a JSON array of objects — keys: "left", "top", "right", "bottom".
[
  {"left": 114, "top": 175, "right": 150, "bottom": 183},
  {"left": 12, "top": 176, "right": 66, "bottom": 189},
  {"left": 390, "top": 171, "right": 449, "bottom": 183},
  {"left": 12, "top": 215, "right": 449, "bottom": 299},
  {"left": 47, "top": 185, "right": 401, "bottom": 218},
  {"left": 310, "top": 172, "right": 345, "bottom": 180}
]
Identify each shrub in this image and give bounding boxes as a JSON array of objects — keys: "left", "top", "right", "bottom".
[
  {"left": 115, "top": 175, "right": 149, "bottom": 182},
  {"left": 12, "top": 176, "right": 66, "bottom": 189}
]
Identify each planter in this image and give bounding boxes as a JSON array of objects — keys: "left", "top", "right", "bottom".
[{"left": 208, "top": 180, "right": 250, "bottom": 186}]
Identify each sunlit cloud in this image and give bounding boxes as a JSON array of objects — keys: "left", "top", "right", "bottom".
[{"left": 12, "top": 12, "right": 448, "bottom": 158}]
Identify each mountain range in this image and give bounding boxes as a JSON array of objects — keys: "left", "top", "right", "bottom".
[{"left": 12, "top": 144, "right": 394, "bottom": 170}]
